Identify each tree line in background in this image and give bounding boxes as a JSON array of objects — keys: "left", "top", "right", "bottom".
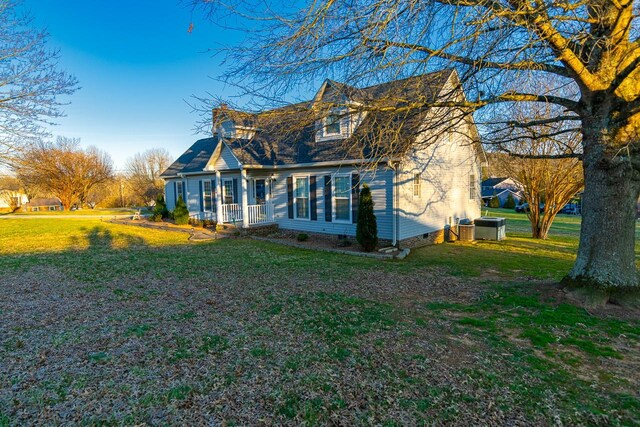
[
  {"left": 0, "top": 2, "right": 173, "bottom": 211},
  {"left": 3, "top": 142, "right": 171, "bottom": 211}
]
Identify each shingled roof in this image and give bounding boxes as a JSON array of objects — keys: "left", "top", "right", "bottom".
[
  {"left": 161, "top": 137, "right": 219, "bottom": 178},
  {"left": 228, "top": 69, "right": 456, "bottom": 165},
  {"left": 164, "top": 69, "right": 466, "bottom": 175}
]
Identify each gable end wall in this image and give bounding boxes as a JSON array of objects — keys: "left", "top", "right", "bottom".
[{"left": 397, "top": 123, "right": 482, "bottom": 241}]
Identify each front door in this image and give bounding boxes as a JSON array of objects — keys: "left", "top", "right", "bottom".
[{"left": 255, "top": 179, "right": 266, "bottom": 205}]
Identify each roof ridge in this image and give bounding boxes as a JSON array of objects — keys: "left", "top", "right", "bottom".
[{"left": 351, "top": 68, "right": 454, "bottom": 92}]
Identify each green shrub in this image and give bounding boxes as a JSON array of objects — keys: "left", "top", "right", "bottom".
[
  {"left": 150, "top": 213, "right": 163, "bottom": 222},
  {"left": 297, "top": 233, "right": 309, "bottom": 242},
  {"left": 503, "top": 193, "right": 516, "bottom": 209},
  {"left": 489, "top": 196, "right": 501, "bottom": 208},
  {"left": 173, "top": 197, "right": 190, "bottom": 225},
  {"left": 189, "top": 218, "right": 205, "bottom": 227},
  {"left": 154, "top": 194, "right": 169, "bottom": 219},
  {"left": 356, "top": 183, "right": 378, "bottom": 252},
  {"left": 203, "top": 219, "right": 217, "bottom": 228}
]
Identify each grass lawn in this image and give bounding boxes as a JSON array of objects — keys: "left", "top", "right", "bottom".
[
  {"left": 2, "top": 207, "right": 149, "bottom": 216},
  {"left": 0, "top": 215, "right": 639, "bottom": 425}
]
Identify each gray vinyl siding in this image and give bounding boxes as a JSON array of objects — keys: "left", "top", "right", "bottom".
[
  {"left": 185, "top": 178, "right": 199, "bottom": 212},
  {"left": 271, "top": 165, "right": 394, "bottom": 240},
  {"left": 166, "top": 166, "right": 394, "bottom": 240},
  {"left": 214, "top": 144, "right": 241, "bottom": 170},
  {"left": 164, "top": 179, "right": 177, "bottom": 210},
  {"left": 398, "top": 129, "right": 482, "bottom": 240},
  {"left": 165, "top": 175, "right": 218, "bottom": 216}
]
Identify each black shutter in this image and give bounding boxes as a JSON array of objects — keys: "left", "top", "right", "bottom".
[
  {"left": 287, "top": 176, "right": 294, "bottom": 219},
  {"left": 232, "top": 178, "right": 238, "bottom": 204},
  {"left": 324, "top": 175, "right": 332, "bottom": 222},
  {"left": 211, "top": 179, "right": 217, "bottom": 207},
  {"left": 352, "top": 173, "right": 360, "bottom": 223},
  {"left": 199, "top": 180, "right": 204, "bottom": 212},
  {"left": 310, "top": 176, "right": 317, "bottom": 221},
  {"left": 173, "top": 181, "right": 178, "bottom": 206}
]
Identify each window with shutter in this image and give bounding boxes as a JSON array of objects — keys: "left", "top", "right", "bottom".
[
  {"left": 333, "top": 175, "right": 351, "bottom": 222},
  {"left": 294, "top": 176, "right": 310, "bottom": 219}
]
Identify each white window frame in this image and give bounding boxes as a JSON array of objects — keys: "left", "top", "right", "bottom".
[
  {"left": 293, "top": 175, "right": 311, "bottom": 220},
  {"left": 413, "top": 173, "right": 421, "bottom": 198},
  {"left": 323, "top": 113, "right": 341, "bottom": 136},
  {"left": 176, "top": 181, "right": 185, "bottom": 202},
  {"left": 222, "top": 179, "right": 234, "bottom": 205},
  {"left": 203, "top": 180, "right": 214, "bottom": 212},
  {"left": 333, "top": 173, "right": 352, "bottom": 223},
  {"left": 254, "top": 178, "right": 267, "bottom": 205}
]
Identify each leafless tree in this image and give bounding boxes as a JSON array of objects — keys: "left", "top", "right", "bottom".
[
  {"left": 125, "top": 148, "right": 172, "bottom": 206},
  {"left": 487, "top": 85, "right": 584, "bottom": 239},
  {"left": 15, "top": 137, "right": 114, "bottom": 210},
  {"left": 191, "top": 0, "right": 640, "bottom": 302},
  {"left": 0, "top": 1, "right": 78, "bottom": 167},
  {"left": 0, "top": 174, "right": 22, "bottom": 210}
]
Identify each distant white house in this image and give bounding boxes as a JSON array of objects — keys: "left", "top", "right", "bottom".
[
  {"left": 162, "top": 69, "right": 485, "bottom": 247},
  {"left": 0, "top": 190, "right": 28, "bottom": 211},
  {"left": 481, "top": 177, "right": 523, "bottom": 207},
  {"left": 24, "top": 197, "right": 63, "bottom": 212}
]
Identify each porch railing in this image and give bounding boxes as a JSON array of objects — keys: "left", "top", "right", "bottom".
[
  {"left": 247, "top": 203, "right": 275, "bottom": 225},
  {"left": 221, "top": 203, "right": 243, "bottom": 223}
]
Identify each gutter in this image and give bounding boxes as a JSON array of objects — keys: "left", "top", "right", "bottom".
[
  {"left": 239, "top": 158, "right": 400, "bottom": 170},
  {"left": 161, "top": 157, "right": 401, "bottom": 178}
]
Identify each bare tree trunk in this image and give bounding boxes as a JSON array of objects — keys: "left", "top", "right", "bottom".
[{"left": 565, "top": 130, "right": 640, "bottom": 300}]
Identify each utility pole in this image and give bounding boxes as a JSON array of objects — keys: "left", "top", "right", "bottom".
[{"left": 120, "top": 179, "right": 124, "bottom": 207}]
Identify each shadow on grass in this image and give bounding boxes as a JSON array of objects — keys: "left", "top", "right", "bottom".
[{"left": 84, "top": 226, "right": 146, "bottom": 250}]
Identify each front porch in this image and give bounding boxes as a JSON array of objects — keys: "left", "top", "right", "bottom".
[
  {"left": 191, "top": 202, "right": 275, "bottom": 227},
  {"left": 219, "top": 202, "right": 275, "bottom": 226},
  {"left": 189, "top": 166, "right": 276, "bottom": 228}
]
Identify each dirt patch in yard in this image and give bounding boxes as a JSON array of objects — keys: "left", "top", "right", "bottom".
[{"left": 1, "top": 253, "right": 639, "bottom": 425}]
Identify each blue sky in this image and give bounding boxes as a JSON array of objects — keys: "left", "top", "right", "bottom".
[{"left": 23, "top": 0, "right": 242, "bottom": 170}]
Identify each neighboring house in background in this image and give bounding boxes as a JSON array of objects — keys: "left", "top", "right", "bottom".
[
  {"left": 162, "top": 69, "right": 485, "bottom": 247},
  {"left": 481, "top": 177, "right": 523, "bottom": 207},
  {"left": 0, "top": 190, "right": 29, "bottom": 211},
  {"left": 24, "top": 197, "right": 63, "bottom": 212}
]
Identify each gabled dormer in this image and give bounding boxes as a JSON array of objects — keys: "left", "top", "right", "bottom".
[
  {"left": 312, "top": 80, "right": 366, "bottom": 142},
  {"left": 212, "top": 106, "right": 257, "bottom": 140}
]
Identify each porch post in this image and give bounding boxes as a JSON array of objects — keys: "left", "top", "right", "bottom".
[
  {"left": 215, "top": 170, "right": 223, "bottom": 224},
  {"left": 241, "top": 168, "right": 249, "bottom": 228}
]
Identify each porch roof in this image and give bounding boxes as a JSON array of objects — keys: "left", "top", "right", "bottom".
[{"left": 160, "top": 137, "right": 219, "bottom": 178}]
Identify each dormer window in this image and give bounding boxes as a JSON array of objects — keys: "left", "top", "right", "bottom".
[
  {"left": 324, "top": 114, "right": 341, "bottom": 136},
  {"left": 214, "top": 120, "right": 255, "bottom": 140}
]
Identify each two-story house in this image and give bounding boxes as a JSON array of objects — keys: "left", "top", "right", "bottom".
[{"left": 161, "top": 69, "right": 484, "bottom": 247}]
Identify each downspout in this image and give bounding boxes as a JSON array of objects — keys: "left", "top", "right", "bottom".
[{"left": 390, "top": 162, "right": 399, "bottom": 247}]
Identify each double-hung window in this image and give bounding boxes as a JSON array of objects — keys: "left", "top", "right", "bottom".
[
  {"left": 176, "top": 181, "right": 185, "bottom": 202},
  {"left": 324, "top": 114, "right": 341, "bottom": 136},
  {"left": 334, "top": 175, "right": 351, "bottom": 222},
  {"left": 203, "top": 181, "right": 213, "bottom": 211},
  {"left": 294, "top": 176, "right": 310, "bottom": 219},
  {"left": 413, "top": 173, "right": 421, "bottom": 197},
  {"left": 223, "top": 180, "right": 234, "bottom": 205}
]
